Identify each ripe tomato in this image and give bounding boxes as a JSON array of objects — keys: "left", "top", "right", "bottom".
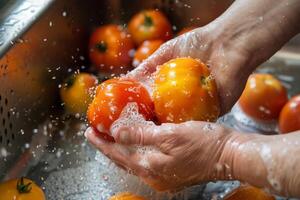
[
  {"left": 0, "top": 177, "right": 45, "bottom": 200},
  {"left": 239, "top": 74, "right": 288, "bottom": 121},
  {"left": 60, "top": 73, "right": 98, "bottom": 115},
  {"left": 87, "top": 79, "right": 154, "bottom": 141},
  {"left": 153, "top": 57, "right": 220, "bottom": 123},
  {"left": 89, "top": 24, "right": 134, "bottom": 74},
  {"left": 177, "top": 26, "right": 197, "bottom": 36},
  {"left": 224, "top": 185, "right": 275, "bottom": 200},
  {"left": 109, "top": 192, "right": 147, "bottom": 200},
  {"left": 279, "top": 94, "right": 300, "bottom": 133},
  {"left": 128, "top": 10, "right": 173, "bottom": 45},
  {"left": 133, "top": 40, "right": 163, "bottom": 67}
]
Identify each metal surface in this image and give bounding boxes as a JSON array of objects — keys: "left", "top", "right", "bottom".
[
  {"left": 0, "top": 0, "right": 299, "bottom": 199},
  {"left": 0, "top": 0, "right": 54, "bottom": 58}
]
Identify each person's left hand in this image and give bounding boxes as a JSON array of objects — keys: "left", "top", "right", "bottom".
[{"left": 85, "top": 121, "right": 248, "bottom": 191}]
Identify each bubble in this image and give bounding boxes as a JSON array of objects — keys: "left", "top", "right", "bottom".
[
  {"left": 0, "top": 147, "right": 8, "bottom": 157},
  {"left": 259, "top": 144, "right": 282, "bottom": 193},
  {"left": 110, "top": 102, "right": 154, "bottom": 134}
]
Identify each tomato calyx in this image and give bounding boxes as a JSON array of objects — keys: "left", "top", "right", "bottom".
[
  {"left": 17, "top": 177, "right": 32, "bottom": 194},
  {"left": 143, "top": 14, "right": 153, "bottom": 27},
  {"left": 65, "top": 75, "right": 76, "bottom": 89},
  {"left": 95, "top": 41, "right": 107, "bottom": 53}
]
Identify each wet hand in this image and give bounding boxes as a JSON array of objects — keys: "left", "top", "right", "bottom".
[
  {"left": 127, "top": 24, "right": 252, "bottom": 114},
  {"left": 85, "top": 121, "right": 245, "bottom": 191}
]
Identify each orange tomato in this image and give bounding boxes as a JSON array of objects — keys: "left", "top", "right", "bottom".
[
  {"left": 279, "top": 94, "right": 300, "bottom": 133},
  {"left": 60, "top": 73, "right": 98, "bottom": 115},
  {"left": 109, "top": 192, "right": 147, "bottom": 200},
  {"left": 239, "top": 74, "right": 288, "bottom": 121},
  {"left": 0, "top": 177, "right": 45, "bottom": 200},
  {"left": 153, "top": 57, "right": 220, "bottom": 123},
  {"left": 224, "top": 185, "right": 275, "bottom": 200},
  {"left": 177, "top": 26, "right": 197, "bottom": 36},
  {"left": 133, "top": 40, "right": 163, "bottom": 67},
  {"left": 128, "top": 10, "right": 173, "bottom": 45},
  {"left": 87, "top": 79, "right": 154, "bottom": 141},
  {"left": 89, "top": 24, "right": 134, "bottom": 74}
]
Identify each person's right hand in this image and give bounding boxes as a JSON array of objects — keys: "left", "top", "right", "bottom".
[
  {"left": 127, "top": 24, "right": 253, "bottom": 114},
  {"left": 127, "top": 0, "right": 300, "bottom": 114}
]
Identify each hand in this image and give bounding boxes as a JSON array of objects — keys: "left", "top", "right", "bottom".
[
  {"left": 127, "top": 24, "right": 253, "bottom": 114},
  {"left": 85, "top": 121, "right": 247, "bottom": 191},
  {"left": 127, "top": 0, "right": 300, "bottom": 114}
]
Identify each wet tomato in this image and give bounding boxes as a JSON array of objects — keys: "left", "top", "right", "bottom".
[
  {"left": 89, "top": 24, "right": 134, "bottom": 74},
  {"left": 128, "top": 10, "right": 172, "bottom": 45},
  {"left": 153, "top": 57, "right": 220, "bottom": 123},
  {"left": 239, "top": 74, "right": 288, "bottom": 121},
  {"left": 224, "top": 185, "right": 275, "bottom": 200},
  {"left": 87, "top": 79, "right": 154, "bottom": 142},
  {"left": 0, "top": 177, "right": 45, "bottom": 200},
  {"left": 279, "top": 94, "right": 300, "bottom": 133},
  {"left": 60, "top": 73, "right": 98, "bottom": 115},
  {"left": 177, "top": 26, "right": 197, "bottom": 36},
  {"left": 133, "top": 39, "right": 163, "bottom": 67},
  {"left": 109, "top": 192, "right": 147, "bottom": 200}
]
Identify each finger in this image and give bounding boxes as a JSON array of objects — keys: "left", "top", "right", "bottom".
[
  {"left": 112, "top": 125, "right": 160, "bottom": 146},
  {"left": 85, "top": 127, "right": 151, "bottom": 175},
  {"left": 85, "top": 127, "right": 131, "bottom": 167},
  {"left": 126, "top": 41, "right": 174, "bottom": 80}
]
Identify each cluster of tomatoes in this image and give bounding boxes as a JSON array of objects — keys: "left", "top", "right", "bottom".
[
  {"left": 59, "top": 9, "right": 221, "bottom": 142},
  {"left": 238, "top": 73, "right": 300, "bottom": 134},
  {"left": 87, "top": 57, "right": 220, "bottom": 142},
  {"left": 60, "top": 9, "right": 195, "bottom": 117}
]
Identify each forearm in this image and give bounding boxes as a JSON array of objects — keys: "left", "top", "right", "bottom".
[
  {"left": 214, "top": 0, "right": 300, "bottom": 73},
  {"left": 231, "top": 132, "right": 300, "bottom": 197}
]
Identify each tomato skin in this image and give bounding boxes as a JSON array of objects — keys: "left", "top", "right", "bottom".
[
  {"left": 177, "top": 26, "right": 197, "bottom": 36},
  {"left": 109, "top": 192, "right": 147, "bottom": 200},
  {"left": 0, "top": 178, "right": 45, "bottom": 200},
  {"left": 89, "top": 24, "right": 134, "bottom": 74},
  {"left": 279, "top": 94, "right": 300, "bottom": 134},
  {"left": 87, "top": 79, "right": 154, "bottom": 141},
  {"left": 153, "top": 57, "right": 220, "bottom": 123},
  {"left": 224, "top": 186, "right": 275, "bottom": 200},
  {"left": 239, "top": 74, "right": 288, "bottom": 121},
  {"left": 128, "top": 10, "right": 173, "bottom": 45},
  {"left": 133, "top": 40, "right": 163, "bottom": 67},
  {"left": 60, "top": 73, "right": 98, "bottom": 115}
]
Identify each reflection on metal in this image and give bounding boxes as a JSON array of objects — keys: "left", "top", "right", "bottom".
[{"left": 0, "top": 0, "right": 54, "bottom": 58}]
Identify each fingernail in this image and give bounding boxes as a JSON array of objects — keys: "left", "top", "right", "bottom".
[{"left": 84, "top": 127, "right": 93, "bottom": 138}]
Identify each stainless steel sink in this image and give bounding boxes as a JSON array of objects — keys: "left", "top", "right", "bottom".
[{"left": 0, "top": 0, "right": 299, "bottom": 199}]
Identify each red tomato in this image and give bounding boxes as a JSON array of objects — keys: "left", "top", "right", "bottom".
[
  {"left": 89, "top": 24, "right": 134, "bottom": 75},
  {"left": 133, "top": 40, "right": 163, "bottom": 67},
  {"left": 128, "top": 10, "right": 173, "bottom": 45},
  {"left": 87, "top": 79, "right": 154, "bottom": 141},
  {"left": 279, "top": 94, "right": 300, "bottom": 133},
  {"left": 239, "top": 74, "right": 288, "bottom": 121}
]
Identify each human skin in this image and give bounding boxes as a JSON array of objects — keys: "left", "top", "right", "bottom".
[{"left": 86, "top": 0, "right": 300, "bottom": 198}]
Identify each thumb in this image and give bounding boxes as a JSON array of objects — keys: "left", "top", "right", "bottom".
[{"left": 112, "top": 125, "right": 159, "bottom": 146}]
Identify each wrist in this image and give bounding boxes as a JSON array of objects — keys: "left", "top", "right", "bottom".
[{"left": 215, "top": 131, "right": 257, "bottom": 181}]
